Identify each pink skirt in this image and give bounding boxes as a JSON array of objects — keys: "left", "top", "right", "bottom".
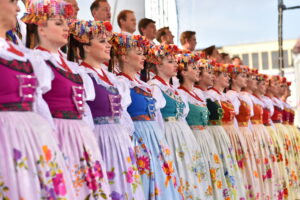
[
  {"left": 53, "top": 118, "right": 111, "bottom": 200},
  {"left": 0, "top": 111, "right": 76, "bottom": 199}
]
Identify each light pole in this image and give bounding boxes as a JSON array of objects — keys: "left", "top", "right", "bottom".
[{"left": 278, "top": 0, "right": 300, "bottom": 76}]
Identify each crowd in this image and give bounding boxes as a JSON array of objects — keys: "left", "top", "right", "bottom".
[{"left": 1, "top": 0, "right": 300, "bottom": 199}]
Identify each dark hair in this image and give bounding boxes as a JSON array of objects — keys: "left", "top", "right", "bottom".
[
  {"left": 25, "top": 23, "right": 42, "bottom": 49},
  {"left": 176, "top": 63, "right": 188, "bottom": 84},
  {"left": 231, "top": 55, "right": 241, "bottom": 61},
  {"left": 90, "top": 0, "right": 108, "bottom": 17},
  {"left": 156, "top": 27, "right": 169, "bottom": 43},
  {"left": 203, "top": 45, "right": 216, "bottom": 57},
  {"left": 67, "top": 34, "right": 90, "bottom": 62},
  {"left": 180, "top": 31, "right": 196, "bottom": 45},
  {"left": 117, "top": 10, "right": 134, "bottom": 28},
  {"left": 138, "top": 18, "right": 155, "bottom": 35},
  {"left": 220, "top": 52, "right": 229, "bottom": 60}
]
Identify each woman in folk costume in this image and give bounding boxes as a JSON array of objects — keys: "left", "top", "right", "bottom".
[
  {"left": 264, "top": 75, "right": 299, "bottom": 199},
  {"left": 244, "top": 69, "right": 283, "bottom": 199},
  {"left": 147, "top": 45, "right": 214, "bottom": 200},
  {"left": 22, "top": 1, "right": 112, "bottom": 199},
  {"left": 281, "top": 80, "right": 300, "bottom": 198},
  {"left": 260, "top": 76, "right": 290, "bottom": 200},
  {"left": 205, "top": 63, "right": 246, "bottom": 200},
  {"left": 110, "top": 33, "right": 183, "bottom": 200},
  {"left": 0, "top": 0, "right": 77, "bottom": 199},
  {"left": 176, "top": 54, "right": 231, "bottom": 200},
  {"left": 68, "top": 20, "right": 145, "bottom": 200},
  {"left": 277, "top": 77, "right": 300, "bottom": 198},
  {"left": 225, "top": 65, "right": 265, "bottom": 199}
]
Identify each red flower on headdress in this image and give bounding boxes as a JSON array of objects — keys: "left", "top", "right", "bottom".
[{"left": 103, "top": 21, "right": 113, "bottom": 32}]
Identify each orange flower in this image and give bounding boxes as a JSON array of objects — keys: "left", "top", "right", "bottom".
[
  {"left": 253, "top": 170, "right": 259, "bottom": 178},
  {"left": 206, "top": 185, "right": 213, "bottom": 195},
  {"left": 210, "top": 169, "right": 217, "bottom": 180},
  {"left": 162, "top": 161, "right": 174, "bottom": 176},
  {"left": 216, "top": 180, "right": 222, "bottom": 189},
  {"left": 213, "top": 154, "right": 220, "bottom": 164},
  {"left": 42, "top": 145, "right": 52, "bottom": 162}
]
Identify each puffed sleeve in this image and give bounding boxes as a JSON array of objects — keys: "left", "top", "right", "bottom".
[
  {"left": 225, "top": 91, "right": 240, "bottom": 114},
  {"left": 28, "top": 50, "right": 56, "bottom": 129},
  {"left": 178, "top": 90, "right": 190, "bottom": 121},
  {"left": 115, "top": 76, "right": 135, "bottom": 136},
  {"left": 150, "top": 84, "right": 167, "bottom": 131}
]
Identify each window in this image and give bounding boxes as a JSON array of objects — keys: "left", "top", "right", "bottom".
[
  {"left": 251, "top": 53, "right": 259, "bottom": 68},
  {"left": 262, "top": 52, "right": 269, "bottom": 70},
  {"left": 271, "top": 51, "right": 279, "bottom": 69},
  {"left": 242, "top": 54, "right": 249, "bottom": 66}
]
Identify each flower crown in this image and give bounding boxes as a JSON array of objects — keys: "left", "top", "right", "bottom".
[
  {"left": 176, "top": 52, "right": 201, "bottom": 70},
  {"left": 68, "top": 20, "right": 113, "bottom": 43},
  {"left": 197, "top": 59, "right": 214, "bottom": 70},
  {"left": 256, "top": 74, "right": 269, "bottom": 81},
  {"left": 22, "top": 0, "right": 74, "bottom": 25},
  {"left": 147, "top": 44, "right": 180, "bottom": 65},
  {"left": 109, "top": 33, "right": 150, "bottom": 55},
  {"left": 227, "top": 64, "right": 249, "bottom": 74}
]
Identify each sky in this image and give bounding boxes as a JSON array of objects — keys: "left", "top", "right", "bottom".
[{"left": 19, "top": 0, "right": 300, "bottom": 49}]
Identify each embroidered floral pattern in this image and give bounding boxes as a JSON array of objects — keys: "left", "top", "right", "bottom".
[
  {"left": 72, "top": 147, "right": 108, "bottom": 199},
  {"left": 0, "top": 57, "right": 33, "bottom": 74},
  {"left": 46, "top": 61, "right": 83, "bottom": 84},
  {"left": 0, "top": 102, "right": 33, "bottom": 111},
  {"left": 0, "top": 179, "right": 10, "bottom": 200}
]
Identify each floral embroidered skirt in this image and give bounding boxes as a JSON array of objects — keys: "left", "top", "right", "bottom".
[
  {"left": 207, "top": 125, "right": 246, "bottom": 200},
  {"left": 132, "top": 120, "right": 182, "bottom": 200},
  {"left": 53, "top": 118, "right": 111, "bottom": 200},
  {"left": 0, "top": 112, "right": 76, "bottom": 199},
  {"left": 265, "top": 125, "right": 290, "bottom": 200},
  {"left": 94, "top": 123, "right": 145, "bottom": 200},
  {"left": 192, "top": 127, "right": 231, "bottom": 200},
  {"left": 274, "top": 123, "right": 299, "bottom": 199},
  {"left": 251, "top": 124, "right": 282, "bottom": 199},
  {"left": 164, "top": 121, "right": 213, "bottom": 200}
]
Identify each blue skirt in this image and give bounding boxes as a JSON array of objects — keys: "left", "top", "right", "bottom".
[{"left": 132, "top": 120, "right": 182, "bottom": 200}]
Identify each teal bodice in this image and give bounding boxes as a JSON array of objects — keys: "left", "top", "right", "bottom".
[
  {"left": 160, "top": 90, "right": 185, "bottom": 119},
  {"left": 186, "top": 103, "right": 210, "bottom": 126}
]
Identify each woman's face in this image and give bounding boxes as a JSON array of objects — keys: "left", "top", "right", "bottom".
[
  {"left": 256, "top": 81, "right": 266, "bottom": 95},
  {"left": 198, "top": 68, "right": 213, "bottom": 87},
  {"left": 38, "top": 16, "right": 69, "bottom": 48},
  {"left": 268, "top": 80, "right": 279, "bottom": 96},
  {"left": 246, "top": 75, "right": 258, "bottom": 91},
  {"left": 182, "top": 63, "right": 200, "bottom": 83},
  {"left": 124, "top": 47, "right": 145, "bottom": 73},
  {"left": 0, "top": 0, "right": 18, "bottom": 32},
  {"left": 85, "top": 33, "right": 111, "bottom": 63},
  {"left": 232, "top": 72, "right": 247, "bottom": 88},
  {"left": 214, "top": 72, "right": 229, "bottom": 88},
  {"left": 157, "top": 55, "right": 178, "bottom": 78}
]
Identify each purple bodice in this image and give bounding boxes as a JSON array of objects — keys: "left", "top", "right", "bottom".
[
  {"left": 43, "top": 61, "right": 84, "bottom": 119},
  {"left": 0, "top": 57, "right": 37, "bottom": 111},
  {"left": 87, "top": 77, "right": 122, "bottom": 124}
]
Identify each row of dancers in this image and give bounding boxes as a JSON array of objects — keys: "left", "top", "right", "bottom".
[{"left": 1, "top": 0, "right": 300, "bottom": 199}]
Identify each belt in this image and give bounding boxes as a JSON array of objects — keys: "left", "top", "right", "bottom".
[{"left": 164, "top": 117, "right": 178, "bottom": 122}]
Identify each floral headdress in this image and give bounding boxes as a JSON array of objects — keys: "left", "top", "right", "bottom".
[
  {"left": 256, "top": 74, "right": 269, "bottom": 82},
  {"left": 22, "top": 0, "right": 74, "bottom": 25},
  {"left": 227, "top": 65, "right": 249, "bottom": 74},
  {"left": 110, "top": 33, "right": 151, "bottom": 55},
  {"left": 147, "top": 44, "right": 180, "bottom": 65},
  {"left": 68, "top": 20, "right": 113, "bottom": 43},
  {"left": 176, "top": 52, "right": 202, "bottom": 70},
  {"left": 212, "top": 62, "right": 229, "bottom": 73}
]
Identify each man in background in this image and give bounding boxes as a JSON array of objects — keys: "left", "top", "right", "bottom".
[
  {"left": 117, "top": 10, "right": 136, "bottom": 35},
  {"left": 180, "top": 31, "right": 197, "bottom": 52},
  {"left": 90, "top": 0, "right": 111, "bottom": 21},
  {"left": 156, "top": 27, "right": 174, "bottom": 45},
  {"left": 138, "top": 18, "right": 156, "bottom": 42}
]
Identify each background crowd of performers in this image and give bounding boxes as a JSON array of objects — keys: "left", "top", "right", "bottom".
[{"left": 0, "top": 0, "right": 299, "bottom": 199}]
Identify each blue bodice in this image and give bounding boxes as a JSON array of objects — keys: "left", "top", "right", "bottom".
[{"left": 127, "top": 86, "right": 156, "bottom": 121}]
